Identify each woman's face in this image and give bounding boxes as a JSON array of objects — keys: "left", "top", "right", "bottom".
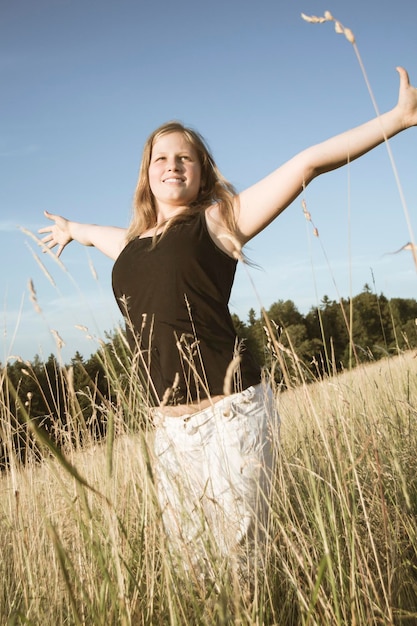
[{"left": 148, "top": 132, "right": 202, "bottom": 211}]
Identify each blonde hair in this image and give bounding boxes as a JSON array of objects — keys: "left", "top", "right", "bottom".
[{"left": 126, "top": 121, "right": 238, "bottom": 243}]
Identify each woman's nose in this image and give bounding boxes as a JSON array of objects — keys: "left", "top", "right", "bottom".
[{"left": 167, "top": 157, "right": 181, "bottom": 171}]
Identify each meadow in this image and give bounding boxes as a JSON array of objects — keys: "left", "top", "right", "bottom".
[
  {"left": 1, "top": 344, "right": 417, "bottom": 625},
  {"left": 2, "top": 12, "right": 417, "bottom": 624}
]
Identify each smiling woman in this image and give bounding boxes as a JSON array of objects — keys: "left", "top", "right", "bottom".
[
  {"left": 126, "top": 120, "right": 238, "bottom": 249},
  {"left": 147, "top": 132, "right": 202, "bottom": 215},
  {"left": 37, "top": 69, "right": 417, "bottom": 578}
]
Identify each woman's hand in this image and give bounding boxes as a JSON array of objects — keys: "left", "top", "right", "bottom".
[
  {"left": 396, "top": 66, "right": 417, "bottom": 129},
  {"left": 39, "top": 210, "right": 73, "bottom": 257}
]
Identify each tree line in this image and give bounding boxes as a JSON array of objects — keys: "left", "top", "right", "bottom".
[
  {"left": 1, "top": 285, "right": 416, "bottom": 468},
  {"left": 233, "top": 285, "right": 417, "bottom": 382}
]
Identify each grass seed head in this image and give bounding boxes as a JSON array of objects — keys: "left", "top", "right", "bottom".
[
  {"left": 302, "top": 12, "right": 356, "bottom": 45},
  {"left": 51, "top": 329, "right": 65, "bottom": 350},
  {"left": 28, "top": 278, "right": 42, "bottom": 314},
  {"left": 29, "top": 249, "right": 56, "bottom": 287},
  {"left": 301, "top": 13, "right": 327, "bottom": 24},
  {"left": 8, "top": 355, "right": 23, "bottom": 363},
  {"left": 88, "top": 258, "right": 98, "bottom": 281},
  {"left": 75, "top": 324, "right": 88, "bottom": 332},
  {"left": 343, "top": 28, "right": 356, "bottom": 44},
  {"left": 223, "top": 354, "right": 242, "bottom": 396},
  {"left": 218, "top": 232, "right": 244, "bottom": 262}
]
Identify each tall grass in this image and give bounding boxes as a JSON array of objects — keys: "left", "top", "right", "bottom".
[
  {"left": 3, "top": 12, "right": 416, "bottom": 624},
  {"left": 1, "top": 342, "right": 417, "bottom": 625}
]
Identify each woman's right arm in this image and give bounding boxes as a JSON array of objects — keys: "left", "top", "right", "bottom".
[{"left": 39, "top": 210, "right": 127, "bottom": 260}]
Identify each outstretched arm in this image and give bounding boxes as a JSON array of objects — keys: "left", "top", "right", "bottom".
[
  {"left": 234, "top": 67, "right": 417, "bottom": 244},
  {"left": 39, "top": 211, "right": 127, "bottom": 260}
]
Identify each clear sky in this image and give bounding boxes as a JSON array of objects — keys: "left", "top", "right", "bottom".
[{"left": 1, "top": 0, "right": 416, "bottom": 364}]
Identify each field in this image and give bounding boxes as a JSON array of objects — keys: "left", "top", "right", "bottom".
[
  {"left": 1, "top": 348, "right": 417, "bottom": 625},
  {"left": 3, "top": 4, "right": 417, "bottom": 624}
]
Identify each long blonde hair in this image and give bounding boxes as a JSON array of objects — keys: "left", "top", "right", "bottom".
[{"left": 126, "top": 121, "right": 238, "bottom": 243}]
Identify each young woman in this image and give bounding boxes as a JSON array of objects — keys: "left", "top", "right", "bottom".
[{"left": 39, "top": 66, "right": 417, "bottom": 573}]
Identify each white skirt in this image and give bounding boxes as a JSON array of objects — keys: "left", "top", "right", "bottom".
[{"left": 153, "top": 383, "right": 279, "bottom": 571}]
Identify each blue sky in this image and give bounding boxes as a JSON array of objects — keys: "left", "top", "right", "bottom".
[{"left": 1, "top": 0, "right": 417, "bottom": 363}]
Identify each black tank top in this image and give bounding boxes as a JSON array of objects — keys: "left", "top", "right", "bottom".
[{"left": 112, "top": 210, "right": 261, "bottom": 406}]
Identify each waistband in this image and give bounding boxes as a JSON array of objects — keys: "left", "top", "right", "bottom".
[{"left": 152, "top": 383, "right": 267, "bottom": 426}]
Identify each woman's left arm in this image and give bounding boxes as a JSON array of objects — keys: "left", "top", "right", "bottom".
[{"left": 234, "top": 67, "right": 417, "bottom": 244}]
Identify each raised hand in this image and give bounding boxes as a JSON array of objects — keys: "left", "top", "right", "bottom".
[
  {"left": 38, "top": 210, "right": 73, "bottom": 257},
  {"left": 395, "top": 67, "right": 417, "bottom": 129}
]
